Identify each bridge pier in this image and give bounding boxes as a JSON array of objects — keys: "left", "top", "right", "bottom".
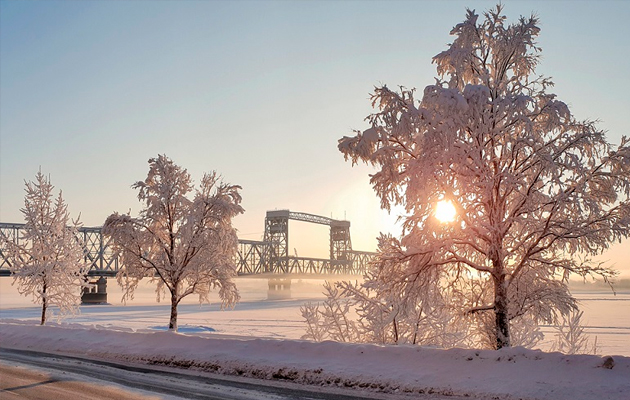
[
  {"left": 267, "top": 278, "right": 291, "bottom": 300},
  {"left": 81, "top": 276, "right": 108, "bottom": 304}
]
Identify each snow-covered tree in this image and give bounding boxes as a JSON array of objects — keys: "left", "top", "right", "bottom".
[
  {"left": 0, "top": 171, "right": 89, "bottom": 325},
  {"left": 103, "top": 155, "right": 244, "bottom": 331},
  {"left": 338, "top": 5, "right": 629, "bottom": 349}
]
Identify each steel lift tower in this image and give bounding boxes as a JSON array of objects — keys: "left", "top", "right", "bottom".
[{"left": 263, "top": 210, "right": 353, "bottom": 274}]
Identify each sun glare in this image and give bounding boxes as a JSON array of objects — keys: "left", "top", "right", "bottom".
[{"left": 435, "top": 200, "right": 456, "bottom": 223}]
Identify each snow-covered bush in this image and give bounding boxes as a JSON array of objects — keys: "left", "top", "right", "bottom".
[
  {"left": 301, "top": 282, "right": 360, "bottom": 343},
  {"left": 551, "top": 310, "right": 599, "bottom": 355},
  {"left": 302, "top": 235, "right": 467, "bottom": 347}
]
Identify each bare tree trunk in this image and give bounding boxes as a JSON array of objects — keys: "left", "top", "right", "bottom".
[
  {"left": 169, "top": 289, "right": 179, "bottom": 331},
  {"left": 493, "top": 272, "right": 510, "bottom": 349},
  {"left": 40, "top": 281, "right": 47, "bottom": 325}
]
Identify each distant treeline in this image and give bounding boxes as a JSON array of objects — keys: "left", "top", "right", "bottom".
[{"left": 570, "top": 278, "right": 630, "bottom": 290}]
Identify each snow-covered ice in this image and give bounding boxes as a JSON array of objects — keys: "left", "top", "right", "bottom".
[{"left": 1, "top": 278, "right": 629, "bottom": 400}]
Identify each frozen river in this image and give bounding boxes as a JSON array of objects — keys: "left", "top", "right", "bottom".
[{"left": 1, "top": 277, "right": 628, "bottom": 356}]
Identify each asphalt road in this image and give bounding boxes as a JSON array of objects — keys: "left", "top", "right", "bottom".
[
  {"left": 0, "top": 348, "right": 461, "bottom": 400},
  {"left": 0, "top": 362, "right": 162, "bottom": 400}
]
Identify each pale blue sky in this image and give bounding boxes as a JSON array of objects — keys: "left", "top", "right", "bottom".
[{"left": 1, "top": 0, "right": 628, "bottom": 274}]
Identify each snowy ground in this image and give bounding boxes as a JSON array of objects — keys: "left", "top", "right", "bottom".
[{"left": 1, "top": 278, "right": 629, "bottom": 400}]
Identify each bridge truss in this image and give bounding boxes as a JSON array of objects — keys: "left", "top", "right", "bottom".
[
  {"left": 0, "top": 223, "right": 120, "bottom": 277},
  {"left": 1, "top": 211, "right": 376, "bottom": 278},
  {"left": 263, "top": 210, "right": 357, "bottom": 274}
]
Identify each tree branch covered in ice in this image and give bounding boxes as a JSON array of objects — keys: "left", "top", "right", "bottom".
[
  {"left": 103, "top": 155, "right": 244, "bottom": 331},
  {"left": 338, "top": 4, "right": 629, "bottom": 349},
  {"left": 0, "top": 171, "right": 89, "bottom": 325}
]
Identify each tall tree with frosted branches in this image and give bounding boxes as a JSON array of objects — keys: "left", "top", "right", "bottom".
[
  {"left": 104, "top": 155, "right": 244, "bottom": 331},
  {"left": 338, "top": 4, "right": 630, "bottom": 349},
  {"left": 0, "top": 171, "right": 89, "bottom": 325}
]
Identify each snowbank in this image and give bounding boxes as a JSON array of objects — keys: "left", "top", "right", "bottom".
[{"left": 1, "top": 320, "right": 628, "bottom": 400}]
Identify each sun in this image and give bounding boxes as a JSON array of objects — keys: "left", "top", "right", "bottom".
[{"left": 435, "top": 200, "right": 456, "bottom": 223}]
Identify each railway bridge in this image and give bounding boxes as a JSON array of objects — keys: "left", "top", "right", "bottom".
[{"left": 0, "top": 210, "right": 375, "bottom": 281}]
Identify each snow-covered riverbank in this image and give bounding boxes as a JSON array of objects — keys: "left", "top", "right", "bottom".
[
  {"left": 2, "top": 278, "right": 630, "bottom": 399},
  {"left": 1, "top": 320, "right": 628, "bottom": 400}
]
